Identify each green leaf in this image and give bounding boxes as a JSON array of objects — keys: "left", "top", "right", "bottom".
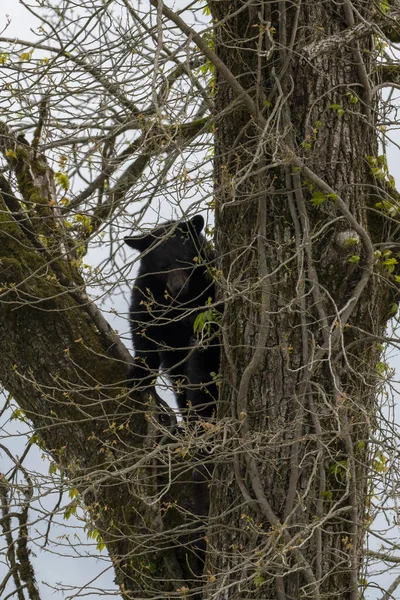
[
  {"left": 29, "top": 434, "right": 45, "bottom": 449},
  {"left": 383, "top": 257, "right": 398, "bottom": 274},
  {"left": 193, "top": 300, "right": 220, "bottom": 334},
  {"left": 377, "top": 154, "right": 388, "bottom": 171},
  {"left": 55, "top": 171, "right": 70, "bottom": 190},
  {"left": 329, "top": 460, "right": 349, "bottom": 481},
  {"left": 85, "top": 527, "right": 106, "bottom": 552},
  {"left": 74, "top": 213, "right": 93, "bottom": 234},
  {"left": 380, "top": 0, "right": 390, "bottom": 15},
  {"left": 310, "top": 191, "right": 326, "bottom": 206},
  {"left": 373, "top": 450, "right": 387, "bottom": 473},
  {"left": 254, "top": 573, "right": 265, "bottom": 588},
  {"left": 20, "top": 51, "right": 33, "bottom": 62},
  {"left": 345, "top": 91, "right": 359, "bottom": 104},
  {"left": 329, "top": 103, "right": 345, "bottom": 116},
  {"left": 69, "top": 488, "right": 79, "bottom": 499},
  {"left": 193, "top": 309, "right": 215, "bottom": 333},
  {"left": 371, "top": 167, "right": 385, "bottom": 179},
  {"left": 10, "top": 408, "right": 26, "bottom": 421},
  {"left": 376, "top": 361, "right": 389, "bottom": 375},
  {"left": 348, "top": 255, "right": 360, "bottom": 263},
  {"left": 344, "top": 237, "right": 359, "bottom": 247},
  {"left": 64, "top": 502, "right": 77, "bottom": 520},
  {"left": 49, "top": 462, "right": 59, "bottom": 476}
]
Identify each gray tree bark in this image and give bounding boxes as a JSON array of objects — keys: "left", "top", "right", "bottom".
[{"left": 204, "top": 1, "right": 397, "bottom": 598}]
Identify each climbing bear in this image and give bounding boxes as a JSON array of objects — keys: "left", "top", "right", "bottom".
[{"left": 124, "top": 215, "right": 220, "bottom": 419}]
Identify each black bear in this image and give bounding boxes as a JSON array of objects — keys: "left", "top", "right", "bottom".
[{"left": 124, "top": 215, "right": 219, "bottom": 419}]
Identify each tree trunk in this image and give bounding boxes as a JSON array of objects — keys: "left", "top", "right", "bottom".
[{"left": 205, "top": 1, "right": 394, "bottom": 598}]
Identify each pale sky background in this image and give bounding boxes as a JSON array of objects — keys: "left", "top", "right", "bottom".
[{"left": 1, "top": 1, "right": 400, "bottom": 599}]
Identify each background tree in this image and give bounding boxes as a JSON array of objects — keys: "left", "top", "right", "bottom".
[{"left": 1, "top": 1, "right": 400, "bottom": 599}]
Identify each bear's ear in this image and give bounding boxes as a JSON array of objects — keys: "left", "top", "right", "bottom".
[
  {"left": 124, "top": 234, "right": 151, "bottom": 252},
  {"left": 189, "top": 215, "right": 204, "bottom": 236}
]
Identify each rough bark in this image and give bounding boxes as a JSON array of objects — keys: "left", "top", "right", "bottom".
[
  {"left": 204, "top": 1, "right": 397, "bottom": 598},
  {"left": 0, "top": 126, "right": 199, "bottom": 596}
]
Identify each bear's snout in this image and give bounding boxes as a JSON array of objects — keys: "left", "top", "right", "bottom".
[{"left": 167, "top": 269, "right": 190, "bottom": 296}]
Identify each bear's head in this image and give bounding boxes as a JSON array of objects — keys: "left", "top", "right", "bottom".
[{"left": 124, "top": 215, "right": 205, "bottom": 297}]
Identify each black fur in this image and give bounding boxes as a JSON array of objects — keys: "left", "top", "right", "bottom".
[{"left": 125, "top": 215, "right": 219, "bottom": 419}]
